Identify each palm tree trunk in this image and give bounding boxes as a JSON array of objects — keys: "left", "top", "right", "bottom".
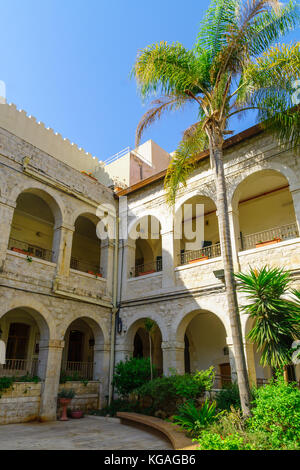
[
  {"left": 149, "top": 333, "right": 153, "bottom": 381},
  {"left": 208, "top": 129, "right": 252, "bottom": 416}
]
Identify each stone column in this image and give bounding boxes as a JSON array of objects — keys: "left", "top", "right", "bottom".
[
  {"left": 39, "top": 339, "right": 64, "bottom": 422},
  {"left": 226, "top": 337, "right": 237, "bottom": 383},
  {"left": 0, "top": 200, "right": 15, "bottom": 271},
  {"left": 120, "top": 238, "right": 136, "bottom": 298},
  {"left": 52, "top": 224, "right": 74, "bottom": 277},
  {"left": 227, "top": 209, "right": 241, "bottom": 271},
  {"left": 93, "top": 342, "right": 111, "bottom": 408},
  {"left": 290, "top": 188, "right": 300, "bottom": 234},
  {"left": 101, "top": 239, "right": 114, "bottom": 297},
  {"left": 244, "top": 341, "right": 257, "bottom": 387},
  {"left": 161, "top": 341, "right": 185, "bottom": 375},
  {"left": 161, "top": 228, "right": 175, "bottom": 289}
]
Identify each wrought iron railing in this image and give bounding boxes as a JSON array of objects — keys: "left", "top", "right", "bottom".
[
  {"left": 70, "top": 257, "right": 103, "bottom": 277},
  {"left": 131, "top": 259, "right": 163, "bottom": 277},
  {"left": 239, "top": 223, "right": 299, "bottom": 251},
  {"left": 0, "top": 358, "right": 39, "bottom": 377},
  {"left": 178, "top": 243, "right": 221, "bottom": 266},
  {"left": 9, "top": 238, "right": 53, "bottom": 262},
  {"left": 61, "top": 361, "right": 94, "bottom": 380}
]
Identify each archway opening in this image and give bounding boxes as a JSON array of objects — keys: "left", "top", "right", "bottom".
[
  {"left": 132, "top": 215, "right": 162, "bottom": 277},
  {"left": 178, "top": 310, "right": 230, "bottom": 387},
  {"left": 129, "top": 319, "right": 163, "bottom": 375},
  {"left": 0, "top": 307, "right": 49, "bottom": 379},
  {"left": 61, "top": 318, "right": 98, "bottom": 380},
  {"left": 9, "top": 191, "right": 57, "bottom": 262},
  {"left": 70, "top": 214, "right": 102, "bottom": 276},
  {"left": 175, "top": 195, "right": 220, "bottom": 266},
  {"left": 235, "top": 170, "right": 299, "bottom": 251}
]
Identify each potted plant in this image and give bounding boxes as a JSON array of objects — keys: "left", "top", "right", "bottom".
[{"left": 58, "top": 388, "right": 75, "bottom": 421}]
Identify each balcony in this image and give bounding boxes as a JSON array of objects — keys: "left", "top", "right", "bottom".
[
  {"left": 8, "top": 238, "right": 53, "bottom": 262},
  {"left": 0, "top": 358, "right": 39, "bottom": 377},
  {"left": 178, "top": 243, "right": 221, "bottom": 266},
  {"left": 239, "top": 223, "right": 299, "bottom": 251},
  {"left": 70, "top": 257, "right": 103, "bottom": 278},
  {"left": 61, "top": 361, "right": 94, "bottom": 381},
  {"left": 131, "top": 259, "right": 163, "bottom": 278}
]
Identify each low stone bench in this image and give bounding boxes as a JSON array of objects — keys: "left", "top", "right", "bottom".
[{"left": 117, "top": 412, "right": 198, "bottom": 450}]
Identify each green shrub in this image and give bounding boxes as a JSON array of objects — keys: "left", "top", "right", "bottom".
[
  {"left": 215, "top": 382, "right": 241, "bottom": 411},
  {"left": 113, "top": 357, "right": 156, "bottom": 398},
  {"left": 197, "top": 431, "right": 254, "bottom": 450},
  {"left": 0, "top": 377, "right": 14, "bottom": 397},
  {"left": 248, "top": 376, "right": 300, "bottom": 449},
  {"left": 58, "top": 388, "right": 76, "bottom": 399},
  {"left": 134, "top": 368, "right": 215, "bottom": 416},
  {"left": 173, "top": 399, "right": 222, "bottom": 437}
]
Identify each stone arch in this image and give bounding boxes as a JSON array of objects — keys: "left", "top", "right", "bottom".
[
  {"left": 122, "top": 317, "right": 163, "bottom": 373},
  {"left": 70, "top": 212, "right": 103, "bottom": 275},
  {"left": 230, "top": 164, "right": 299, "bottom": 212},
  {"left": 0, "top": 295, "right": 53, "bottom": 340},
  {"left": 230, "top": 167, "right": 299, "bottom": 250},
  {"left": 9, "top": 185, "right": 64, "bottom": 227},
  {"left": 58, "top": 311, "right": 109, "bottom": 346},
  {"left": 174, "top": 192, "right": 220, "bottom": 265},
  {"left": 174, "top": 308, "right": 231, "bottom": 378}
]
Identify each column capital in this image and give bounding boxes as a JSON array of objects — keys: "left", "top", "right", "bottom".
[
  {"left": 39, "top": 339, "right": 65, "bottom": 350},
  {"left": 161, "top": 340, "right": 185, "bottom": 351},
  {"left": 53, "top": 223, "right": 75, "bottom": 233}
]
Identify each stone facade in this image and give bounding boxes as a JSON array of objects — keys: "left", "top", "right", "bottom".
[{"left": 0, "top": 105, "right": 300, "bottom": 425}]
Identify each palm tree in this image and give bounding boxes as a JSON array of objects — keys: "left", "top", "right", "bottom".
[
  {"left": 235, "top": 266, "right": 300, "bottom": 381},
  {"left": 144, "top": 318, "right": 156, "bottom": 380},
  {"left": 132, "top": 0, "right": 299, "bottom": 416}
]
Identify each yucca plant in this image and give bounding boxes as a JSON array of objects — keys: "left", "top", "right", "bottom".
[
  {"left": 132, "top": 0, "right": 300, "bottom": 416},
  {"left": 235, "top": 266, "right": 300, "bottom": 377},
  {"left": 173, "top": 399, "right": 223, "bottom": 437}
]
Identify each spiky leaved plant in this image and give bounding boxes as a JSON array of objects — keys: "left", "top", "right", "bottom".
[
  {"left": 235, "top": 266, "right": 300, "bottom": 378},
  {"left": 132, "top": 0, "right": 300, "bottom": 416}
]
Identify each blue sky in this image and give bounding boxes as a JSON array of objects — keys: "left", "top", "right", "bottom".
[{"left": 0, "top": 0, "right": 298, "bottom": 162}]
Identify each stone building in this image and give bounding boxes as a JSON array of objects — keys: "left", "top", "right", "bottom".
[{"left": 0, "top": 102, "right": 299, "bottom": 423}]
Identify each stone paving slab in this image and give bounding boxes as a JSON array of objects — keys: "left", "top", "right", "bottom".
[{"left": 0, "top": 416, "right": 172, "bottom": 450}]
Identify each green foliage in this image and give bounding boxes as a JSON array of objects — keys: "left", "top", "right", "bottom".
[
  {"left": 113, "top": 357, "right": 156, "bottom": 398},
  {"left": 134, "top": 368, "right": 215, "bottom": 415},
  {"left": 132, "top": 0, "right": 300, "bottom": 204},
  {"left": 58, "top": 388, "right": 76, "bottom": 399},
  {"left": 173, "top": 399, "right": 222, "bottom": 437},
  {"left": 248, "top": 376, "right": 300, "bottom": 448},
  {"left": 60, "top": 371, "right": 89, "bottom": 384},
  {"left": 0, "top": 377, "right": 14, "bottom": 397},
  {"left": 196, "top": 378, "right": 300, "bottom": 450},
  {"left": 235, "top": 266, "right": 300, "bottom": 368},
  {"left": 0, "top": 375, "right": 40, "bottom": 398},
  {"left": 215, "top": 382, "right": 241, "bottom": 411}
]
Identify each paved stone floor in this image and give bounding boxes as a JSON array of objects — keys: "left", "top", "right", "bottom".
[{"left": 0, "top": 416, "right": 172, "bottom": 450}]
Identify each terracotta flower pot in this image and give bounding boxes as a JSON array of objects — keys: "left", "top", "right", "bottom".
[
  {"left": 255, "top": 238, "right": 282, "bottom": 248},
  {"left": 188, "top": 256, "right": 209, "bottom": 264},
  {"left": 59, "top": 398, "right": 72, "bottom": 421},
  {"left": 71, "top": 410, "right": 84, "bottom": 419}
]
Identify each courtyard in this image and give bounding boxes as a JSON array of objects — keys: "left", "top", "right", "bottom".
[{"left": 0, "top": 416, "right": 171, "bottom": 450}]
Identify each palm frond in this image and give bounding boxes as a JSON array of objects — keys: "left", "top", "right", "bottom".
[
  {"left": 132, "top": 41, "right": 210, "bottom": 99},
  {"left": 135, "top": 94, "right": 190, "bottom": 147},
  {"left": 164, "top": 123, "right": 208, "bottom": 205}
]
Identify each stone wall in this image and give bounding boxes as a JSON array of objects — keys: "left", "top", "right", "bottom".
[
  {"left": 58, "top": 381, "right": 101, "bottom": 413},
  {"left": 0, "top": 382, "right": 42, "bottom": 425}
]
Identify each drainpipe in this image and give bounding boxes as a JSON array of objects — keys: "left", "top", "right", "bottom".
[{"left": 108, "top": 202, "right": 119, "bottom": 405}]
